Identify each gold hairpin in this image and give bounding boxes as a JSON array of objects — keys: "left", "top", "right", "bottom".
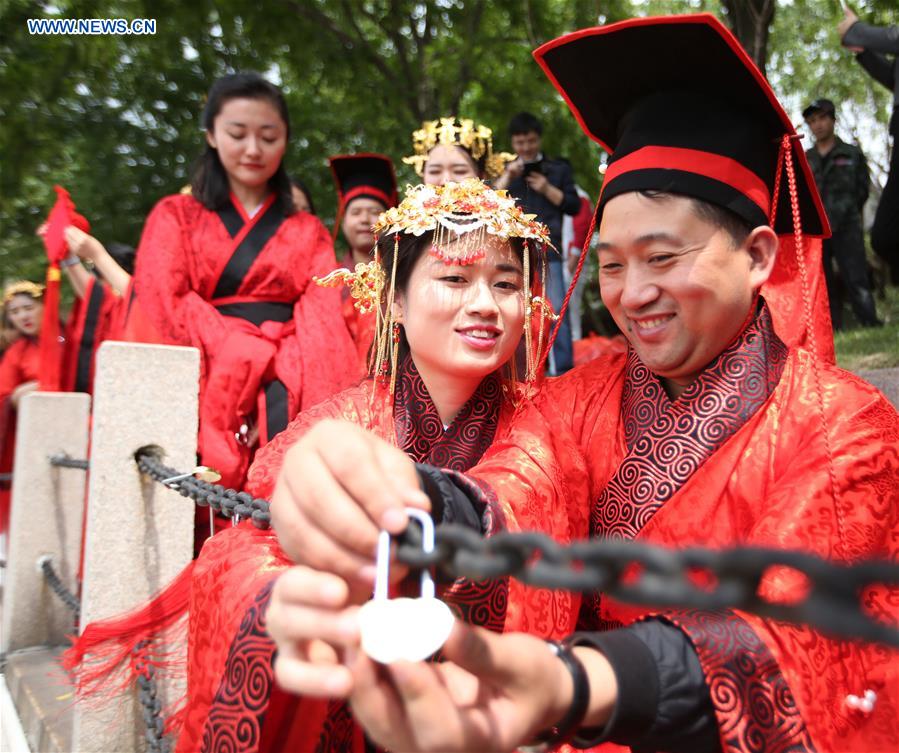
[{"left": 314, "top": 262, "right": 385, "bottom": 315}]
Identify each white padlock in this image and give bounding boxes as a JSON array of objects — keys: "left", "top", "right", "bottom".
[{"left": 358, "top": 508, "right": 455, "bottom": 664}]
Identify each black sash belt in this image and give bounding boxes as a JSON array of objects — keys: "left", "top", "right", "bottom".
[{"left": 214, "top": 301, "right": 293, "bottom": 326}]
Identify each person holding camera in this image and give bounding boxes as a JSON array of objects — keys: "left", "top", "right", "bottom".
[{"left": 495, "top": 111, "right": 580, "bottom": 374}]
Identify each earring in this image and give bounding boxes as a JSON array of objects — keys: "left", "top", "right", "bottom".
[{"left": 389, "top": 321, "right": 401, "bottom": 396}]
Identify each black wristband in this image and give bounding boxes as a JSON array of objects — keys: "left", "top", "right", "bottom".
[{"left": 520, "top": 638, "right": 590, "bottom": 752}]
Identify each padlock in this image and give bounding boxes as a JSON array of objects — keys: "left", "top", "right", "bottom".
[{"left": 358, "top": 508, "right": 455, "bottom": 664}]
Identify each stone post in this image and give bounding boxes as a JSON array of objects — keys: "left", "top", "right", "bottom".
[
  {"left": 1, "top": 392, "right": 90, "bottom": 653},
  {"left": 73, "top": 342, "right": 199, "bottom": 753}
]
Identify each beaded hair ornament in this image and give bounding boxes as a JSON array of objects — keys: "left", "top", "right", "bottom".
[
  {"left": 316, "top": 179, "right": 556, "bottom": 390},
  {"left": 403, "top": 117, "right": 515, "bottom": 180}
]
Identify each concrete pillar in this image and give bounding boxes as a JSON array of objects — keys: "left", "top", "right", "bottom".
[
  {"left": 1, "top": 392, "right": 90, "bottom": 653},
  {"left": 73, "top": 342, "right": 199, "bottom": 753}
]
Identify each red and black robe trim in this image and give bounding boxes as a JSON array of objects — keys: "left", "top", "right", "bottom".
[
  {"left": 593, "top": 301, "right": 788, "bottom": 540},
  {"left": 67, "top": 278, "right": 109, "bottom": 393},
  {"left": 394, "top": 356, "right": 501, "bottom": 472},
  {"left": 212, "top": 197, "right": 285, "bottom": 299},
  {"left": 202, "top": 363, "right": 509, "bottom": 753},
  {"left": 210, "top": 195, "right": 293, "bottom": 442},
  {"left": 216, "top": 201, "right": 245, "bottom": 240},
  {"left": 200, "top": 580, "right": 276, "bottom": 753},
  {"left": 665, "top": 610, "right": 817, "bottom": 753}
]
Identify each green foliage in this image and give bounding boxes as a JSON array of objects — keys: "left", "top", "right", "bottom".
[
  {"left": 834, "top": 284, "right": 899, "bottom": 369},
  {"left": 1, "top": 0, "right": 897, "bottom": 282}
]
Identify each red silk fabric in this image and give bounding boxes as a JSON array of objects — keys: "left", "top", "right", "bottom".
[
  {"left": 465, "top": 306, "right": 897, "bottom": 752},
  {"left": 0, "top": 337, "right": 40, "bottom": 533},
  {"left": 133, "top": 194, "right": 360, "bottom": 489},
  {"left": 176, "top": 365, "right": 524, "bottom": 752}
]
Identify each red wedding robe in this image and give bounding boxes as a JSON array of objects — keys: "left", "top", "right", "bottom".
[
  {"left": 0, "top": 337, "right": 40, "bottom": 533},
  {"left": 61, "top": 276, "right": 121, "bottom": 393},
  {"left": 173, "top": 359, "right": 585, "bottom": 753},
  {"left": 463, "top": 302, "right": 898, "bottom": 753},
  {"left": 134, "top": 192, "right": 359, "bottom": 489}
]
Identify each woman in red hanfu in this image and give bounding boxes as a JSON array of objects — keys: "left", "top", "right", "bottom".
[
  {"left": 65, "top": 179, "right": 568, "bottom": 753},
  {"left": 329, "top": 154, "right": 398, "bottom": 370},
  {"left": 132, "top": 72, "right": 358, "bottom": 493},
  {"left": 180, "top": 177, "right": 575, "bottom": 753},
  {"left": 56, "top": 227, "right": 138, "bottom": 392},
  {"left": 0, "top": 282, "right": 45, "bottom": 537},
  {"left": 403, "top": 116, "right": 514, "bottom": 187},
  {"left": 267, "top": 16, "right": 898, "bottom": 753}
]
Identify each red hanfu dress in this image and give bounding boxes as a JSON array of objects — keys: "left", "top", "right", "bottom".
[
  {"left": 0, "top": 337, "right": 40, "bottom": 533},
  {"left": 171, "top": 358, "right": 584, "bottom": 753},
  {"left": 134, "top": 192, "right": 360, "bottom": 490},
  {"left": 457, "top": 298, "right": 898, "bottom": 753}
]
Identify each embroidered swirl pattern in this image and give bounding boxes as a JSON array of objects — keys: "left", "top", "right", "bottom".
[
  {"left": 203, "top": 361, "right": 506, "bottom": 753},
  {"left": 315, "top": 700, "right": 356, "bottom": 753},
  {"left": 593, "top": 304, "right": 788, "bottom": 540},
  {"left": 394, "top": 357, "right": 501, "bottom": 472},
  {"left": 201, "top": 581, "right": 276, "bottom": 753},
  {"left": 670, "top": 610, "right": 817, "bottom": 753}
]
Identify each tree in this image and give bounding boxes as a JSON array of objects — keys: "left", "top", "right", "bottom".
[
  {"left": 721, "top": 0, "right": 776, "bottom": 75},
  {"left": 1, "top": 0, "right": 896, "bottom": 289}
]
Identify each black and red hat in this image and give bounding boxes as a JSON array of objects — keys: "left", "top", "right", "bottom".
[
  {"left": 329, "top": 153, "right": 398, "bottom": 214},
  {"left": 533, "top": 14, "right": 829, "bottom": 237}
]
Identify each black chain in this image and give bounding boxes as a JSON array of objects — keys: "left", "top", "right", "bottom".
[
  {"left": 48, "top": 453, "right": 90, "bottom": 470},
  {"left": 397, "top": 524, "right": 899, "bottom": 648},
  {"left": 39, "top": 556, "right": 81, "bottom": 621},
  {"left": 134, "top": 641, "right": 170, "bottom": 753},
  {"left": 134, "top": 453, "right": 899, "bottom": 647},
  {"left": 136, "top": 452, "right": 271, "bottom": 528}
]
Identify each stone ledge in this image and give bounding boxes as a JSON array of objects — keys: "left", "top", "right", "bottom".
[{"left": 4, "top": 646, "right": 72, "bottom": 753}]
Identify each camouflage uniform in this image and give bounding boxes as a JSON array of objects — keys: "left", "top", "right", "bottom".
[{"left": 806, "top": 137, "right": 880, "bottom": 328}]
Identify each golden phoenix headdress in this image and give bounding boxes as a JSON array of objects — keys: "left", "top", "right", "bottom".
[
  {"left": 316, "top": 179, "right": 556, "bottom": 388},
  {"left": 403, "top": 117, "right": 515, "bottom": 180}
]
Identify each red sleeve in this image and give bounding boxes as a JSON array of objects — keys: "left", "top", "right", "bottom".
[
  {"left": 244, "top": 382, "right": 373, "bottom": 499},
  {"left": 133, "top": 196, "right": 228, "bottom": 353},
  {"left": 0, "top": 340, "right": 27, "bottom": 405},
  {"left": 666, "top": 374, "right": 899, "bottom": 753},
  {"left": 288, "top": 218, "right": 362, "bottom": 410}
]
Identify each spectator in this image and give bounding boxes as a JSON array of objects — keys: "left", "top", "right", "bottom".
[
  {"left": 289, "top": 176, "right": 315, "bottom": 215},
  {"left": 495, "top": 112, "right": 580, "bottom": 374},
  {"left": 840, "top": 8, "right": 899, "bottom": 284},
  {"left": 560, "top": 181, "right": 595, "bottom": 341},
  {"left": 803, "top": 98, "right": 881, "bottom": 328}
]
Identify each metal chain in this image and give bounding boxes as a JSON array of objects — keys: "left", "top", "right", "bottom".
[
  {"left": 136, "top": 452, "right": 271, "bottom": 528},
  {"left": 134, "top": 641, "right": 171, "bottom": 753},
  {"left": 397, "top": 524, "right": 899, "bottom": 648},
  {"left": 48, "top": 453, "right": 90, "bottom": 470},
  {"left": 134, "top": 453, "right": 899, "bottom": 647},
  {"left": 38, "top": 555, "right": 80, "bottom": 621}
]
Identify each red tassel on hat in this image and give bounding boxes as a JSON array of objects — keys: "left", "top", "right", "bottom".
[{"left": 39, "top": 186, "right": 90, "bottom": 391}]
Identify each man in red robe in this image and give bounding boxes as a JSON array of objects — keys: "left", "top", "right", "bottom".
[{"left": 268, "top": 15, "right": 898, "bottom": 753}]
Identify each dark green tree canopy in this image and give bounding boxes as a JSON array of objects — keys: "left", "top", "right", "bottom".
[{"left": 1, "top": 0, "right": 895, "bottom": 284}]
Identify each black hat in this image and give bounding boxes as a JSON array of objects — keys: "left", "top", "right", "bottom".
[
  {"left": 534, "top": 14, "right": 829, "bottom": 237},
  {"left": 802, "top": 98, "right": 836, "bottom": 120},
  {"left": 329, "top": 153, "right": 398, "bottom": 213}
]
